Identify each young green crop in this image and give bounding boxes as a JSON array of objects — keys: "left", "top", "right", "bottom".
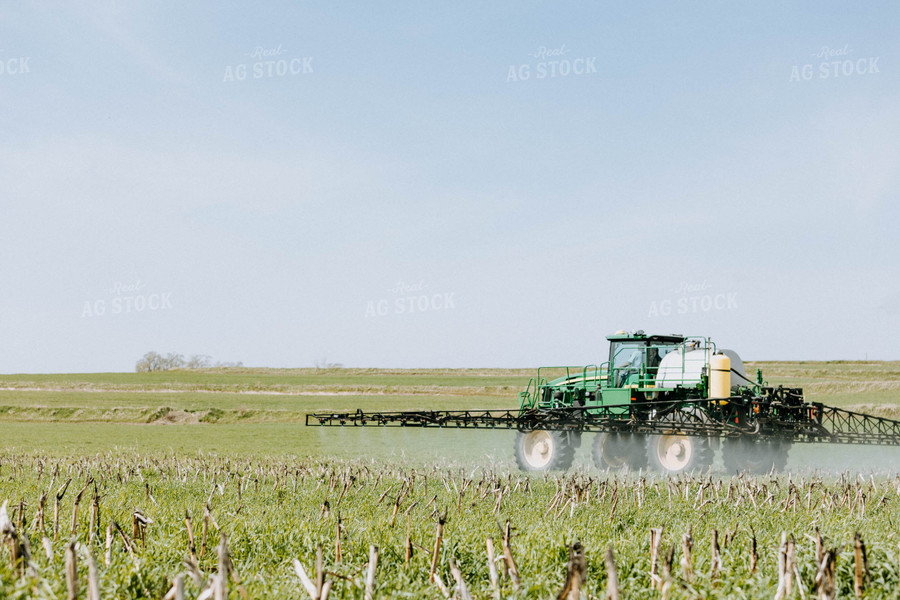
[
  {"left": 2, "top": 454, "right": 900, "bottom": 599},
  {"left": 2, "top": 363, "right": 900, "bottom": 597}
]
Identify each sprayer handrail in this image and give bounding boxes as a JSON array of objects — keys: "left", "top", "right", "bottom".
[
  {"left": 536, "top": 366, "right": 598, "bottom": 382},
  {"left": 518, "top": 377, "right": 537, "bottom": 409},
  {"left": 659, "top": 336, "right": 713, "bottom": 384}
]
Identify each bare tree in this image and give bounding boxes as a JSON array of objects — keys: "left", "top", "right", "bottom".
[
  {"left": 315, "top": 357, "right": 344, "bottom": 369},
  {"left": 163, "top": 353, "right": 185, "bottom": 370},
  {"left": 137, "top": 352, "right": 241, "bottom": 372},
  {"left": 135, "top": 351, "right": 163, "bottom": 373},
  {"left": 187, "top": 355, "right": 213, "bottom": 369},
  {"left": 214, "top": 360, "right": 244, "bottom": 368}
]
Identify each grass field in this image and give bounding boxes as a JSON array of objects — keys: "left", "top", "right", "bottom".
[
  {"left": 2, "top": 362, "right": 900, "bottom": 598},
  {"left": 1, "top": 362, "right": 900, "bottom": 464}
]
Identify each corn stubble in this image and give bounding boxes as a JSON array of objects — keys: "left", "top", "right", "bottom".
[{"left": 1, "top": 455, "right": 900, "bottom": 598}]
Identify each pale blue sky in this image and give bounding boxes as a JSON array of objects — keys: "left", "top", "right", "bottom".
[{"left": 1, "top": 1, "right": 898, "bottom": 372}]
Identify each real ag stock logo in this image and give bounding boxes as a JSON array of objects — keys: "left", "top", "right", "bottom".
[
  {"left": 81, "top": 280, "right": 173, "bottom": 318},
  {"left": 364, "top": 280, "right": 456, "bottom": 318},
  {"left": 0, "top": 48, "right": 31, "bottom": 76},
  {"left": 223, "top": 44, "right": 313, "bottom": 82},
  {"left": 506, "top": 44, "right": 597, "bottom": 83},
  {"left": 647, "top": 281, "right": 737, "bottom": 318},
  {"left": 789, "top": 44, "right": 880, "bottom": 82}
]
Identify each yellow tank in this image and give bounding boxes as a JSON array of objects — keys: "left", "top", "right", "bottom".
[{"left": 709, "top": 353, "right": 731, "bottom": 399}]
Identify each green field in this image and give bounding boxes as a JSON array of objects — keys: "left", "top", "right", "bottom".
[
  {"left": 2, "top": 454, "right": 900, "bottom": 598},
  {"left": 2, "top": 362, "right": 900, "bottom": 598},
  {"left": 2, "top": 362, "right": 900, "bottom": 462}
]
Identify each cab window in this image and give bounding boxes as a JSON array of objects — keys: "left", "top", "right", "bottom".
[{"left": 611, "top": 342, "right": 644, "bottom": 369}]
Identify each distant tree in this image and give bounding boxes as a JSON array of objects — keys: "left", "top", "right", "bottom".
[
  {"left": 137, "top": 351, "right": 242, "bottom": 372},
  {"left": 163, "top": 353, "right": 185, "bottom": 370},
  {"left": 136, "top": 351, "right": 163, "bottom": 372},
  {"left": 214, "top": 360, "right": 244, "bottom": 368},
  {"left": 186, "top": 354, "right": 212, "bottom": 369},
  {"left": 314, "top": 357, "right": 344, "bottom": 369}
]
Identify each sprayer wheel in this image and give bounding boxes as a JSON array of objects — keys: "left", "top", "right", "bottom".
[
  {"left": 722, "top": 438, "right": 790, "bottom": 474},
  {"left": 514, "top": 430, "right": 575, "bottom": 472},
  {"left": 646, "top": 413, "right": 713, "bottom": 475},
  {"left": 592, "top": 432, "right": 647, "bottom": 470}
]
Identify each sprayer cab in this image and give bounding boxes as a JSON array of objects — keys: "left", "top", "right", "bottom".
[{"left": 606, "top": 330, "right": 686, "bottom": 389}]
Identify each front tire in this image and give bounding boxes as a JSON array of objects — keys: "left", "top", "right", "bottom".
[
  {"left": 646, "top": 413, "right": 713, "bottom": 475},
  {"left": 593, "top": 432, "right": 647, "bottom": 470},
  {"left": 514, "top": 430, "right": 575, "bottom": 472}
]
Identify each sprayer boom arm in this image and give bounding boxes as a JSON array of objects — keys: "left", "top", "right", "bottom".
[{"left": 306, "top": 399, "right": 900, "bottom": 446}]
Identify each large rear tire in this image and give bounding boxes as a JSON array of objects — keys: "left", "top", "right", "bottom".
[
  {"left": 722, "top": 438, "right": 790, "bottom": 474},
  {"left": 514, "top": 430, "right": 575, "bottom": 472},
  {"left": 646, "top": 413, "right": 713, "bottom": 475},
  {"left": 592, "top": 432, "right": 647, "bottom": 470}
]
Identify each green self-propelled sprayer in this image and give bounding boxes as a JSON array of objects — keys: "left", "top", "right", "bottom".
[{"left": 306, "top": 331, "right": 900, "bottom": 474}]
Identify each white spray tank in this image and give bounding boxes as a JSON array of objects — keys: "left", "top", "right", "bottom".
[{"left": 655, "top": 346, "right": 746, "bottom": 392}]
